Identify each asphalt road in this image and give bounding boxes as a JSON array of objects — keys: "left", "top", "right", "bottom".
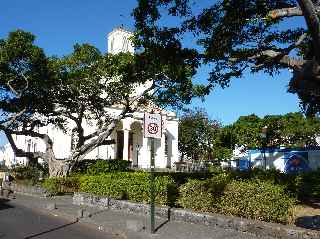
[{"left": 0, "top": 198, "right": 114, "bottom": 239}]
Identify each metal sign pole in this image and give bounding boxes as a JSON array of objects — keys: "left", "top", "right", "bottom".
[
  {"left": 144, "top": 111, "right": 162, "bottom": 234},
  {"left": 150, "top": 137, "right": 155, "bottom": 234}
]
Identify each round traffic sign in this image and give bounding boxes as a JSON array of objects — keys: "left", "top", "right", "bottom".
[{"left": 147, "top": 123, "right": 159, "bottom": 135}]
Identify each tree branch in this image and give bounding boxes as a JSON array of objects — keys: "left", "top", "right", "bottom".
[
  {"left": 71, "top": 79, "right": 157, "bottom": 161},
  {"left": 4, "top": 130, "right": 48, "bottom": 161},
  {"left": 297, "top": 0, "right": 320, "bottom": 62},
  {"left": 240, "top": 33, "right": 308, "bottom": 69},
  {"left": 7, "top": 73, "right": 29, "bottom": 98},
  {"left": 1, "top": 127, "right": 56, "bottom": 162},
  {"left": 267, "top": 7, "right": 303, "bottom": 19},
  {"left": 0, "top": 108, "right": 26, "bottom": 127}
]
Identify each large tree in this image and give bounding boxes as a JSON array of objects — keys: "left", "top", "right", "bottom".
[
  {"left": 133, "top": 0, "right": 320, "bottom": 116},
  {"left": 179, "top": 108, "right": 221, "bottom": 160},
  {"left": 0, "top": 30, "right": 200, "bottom": 177}
]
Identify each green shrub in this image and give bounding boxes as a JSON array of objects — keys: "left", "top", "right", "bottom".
[
  {"left": 11, "top": 163, "right": 48, "bottom": 185},
  {"left": 79, "top": 172, "right": 175, "bottom": 206},
  {"left": 178, "top": 174, "right": 295, "bottom": 223},
  {"left": 178, "top": 179, "right": 215, "bottom": 212},
  {"left": 178, "top": 173, "right": 230, "bottom": 212},
  {"left": 42, "top": 177, "right": 80, "bottom": 195},
  {"left": 86, "top": 159, "right": 132, "bottom": 175},
  {"left": 208, "top": 164, "right": 224, "bottom": 174},
  {"left": 241, "top": 168, "right": 320, "bottom": 200},
  {"left": 292, "top": 169, "right": 320, "bottom": 199},
  {"left": 218, "top": 180, "right": 296, "bottom": 223},
  {"left": 156, "top": 171, "right": 214, "bottom": 186}
]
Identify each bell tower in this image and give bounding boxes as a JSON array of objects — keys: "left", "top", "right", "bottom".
[{"left": 108, "top": 26, "right": 134, "bottom": 54}]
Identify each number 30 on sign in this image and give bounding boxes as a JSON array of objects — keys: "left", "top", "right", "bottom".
[{"left": 144, "top": 112, "right": 162, "bottom": 139}]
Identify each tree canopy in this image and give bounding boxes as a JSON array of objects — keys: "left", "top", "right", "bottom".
[
  {"left": 178, "top": 109, "right": 320, "bottom": 161},
  {"left": 0, "top": 29, "right": 201, "bottom": 176},
  {"left": 179, "top": 108, "right": 222, "bottom": 160},
  {"left": 133, "top": 0, "right": 320, "bottom": 116},
  {"left": 228, "top": 112, "right": 320, "bottom": 149}
]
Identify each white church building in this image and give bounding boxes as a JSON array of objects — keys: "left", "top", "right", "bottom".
[{"left": 2, "top": 27, "right": 180, "bottom": 169}]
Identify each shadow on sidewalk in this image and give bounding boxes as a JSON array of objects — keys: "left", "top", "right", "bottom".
[
  {"left": 0, "top": 198, "right": 13, "bottom": 211},
  {"left": 155, "top": 208, "right": 171, "bottom": 233},
  {"left": 23, "top": 219, "right": 79, "bottom": 239}
]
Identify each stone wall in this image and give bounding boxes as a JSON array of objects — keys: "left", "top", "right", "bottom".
[
  {"left": 73, "top": 192, "right": 320, "bottom": 239},
  {"left": 1, "top": 182, "right": 48, "bottom": 197},
  {"left": 73, "top": 192, "right": 169, "bottom": 218}
]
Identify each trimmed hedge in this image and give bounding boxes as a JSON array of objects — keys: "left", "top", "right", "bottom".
[
  {"left": 42, "top": 177, "right": 80, "bottom": 195},
  {"left": 218, "top": 180, "right": 296, "bottom": 223},
  {"left": 228, "top": 168, "right": 320, "bottom": 200},
  {"left": 72, "top": 159, "right": 132, "bottom": 175},
  {"left": 178, "top": 177, "right": 296, "bottom": 223},
  {"left": 79, "top": 172, "right": 175, "bottom": 206},
  {"left": 178, "top": 173, "right": 229, "bottom": 212},
  {"left": 41, "top": 169, "right": 304, "bottom": 223}
]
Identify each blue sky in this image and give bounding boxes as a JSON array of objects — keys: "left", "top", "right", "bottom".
[{"left": 0, "top": 0, "right": 301, "bottom": 144}]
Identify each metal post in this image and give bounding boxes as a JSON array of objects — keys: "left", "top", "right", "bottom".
[{"left": 150, "top": 138, "right": 155, "bottom": 234}]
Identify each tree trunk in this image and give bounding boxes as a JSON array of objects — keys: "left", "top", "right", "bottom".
[{"left": 48, "top": 158, "right": 71, "bottom": 178}]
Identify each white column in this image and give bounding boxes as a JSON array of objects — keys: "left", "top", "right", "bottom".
[
  {"left": 170, "top": 120, "right": 179, "bottom": 167},
  {"left": 123, "top": 129, "right": 129, "bottom": 161},
  {"left": 141, "top": 136, "right": 149, "bottom": 168},
  {"left": 158, "top": 133, "right": 166, "bottom": 168}
]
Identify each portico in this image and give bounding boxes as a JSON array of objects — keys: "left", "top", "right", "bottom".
[{"left": 113, "top": 114, "right": 172, "bottom": 168}]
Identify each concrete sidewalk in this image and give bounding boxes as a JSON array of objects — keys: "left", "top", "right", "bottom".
[{"left": 4, "top": 194, "right": 268, "bottom": 239}]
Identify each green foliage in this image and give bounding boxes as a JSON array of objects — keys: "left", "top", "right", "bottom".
[
  {"left": 221, "top": 112, "right": 320, "bottom": 149},
  {"left": 178, "top": 175, "right": 296, "bottom": 223},
  {"left": 42, "top": 167, "right": 320, "bottom": 224},
  {"left": 71, "top": 159, "right": 132, "bottom": 176},
  {"left": 291, "top": 169, "right": 320, "bottom": 199},
  {"left": 178, "top": 174, "right": 230, "bottom": 212},
  {"left": 86, "top": 159, "right": 132, "bottom": 175},
  {"left": 1, "top": 28, "right": 204, "bottom": 178},
  {"left": 179, "top": 108, "right": 221, "bottom": 160},
  {"left": 218, "top": 180, "right": 296, "bottom": 223},
  {"left": 79, "top": 172, "right": 175, "bottom": 206},
  {"left": 178, "top": 179, "right": 215, "bottom": 212},
  {"left": 0, "top": 30, "right": 57, "bottom": 117},
  {"left": 179, "top": 109, "right": 320, "bottom": 161},
  {"left": 11, "top": 163, "right": 48, "bottom": 185},
  {"left": 70, "top": 160, "right": 97, "bottom": 175},
  {"left": 42, "top": 177, "right": 80, "bottom": 195},
  {"left": 207, "top": 164, "right": 224, "bottom": 175},
  {"left": 155, "top": 171, "right": 213, "bottom": 186},
  {"left": 133, "top": 1, "right": 320, "bottom": 115}
]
